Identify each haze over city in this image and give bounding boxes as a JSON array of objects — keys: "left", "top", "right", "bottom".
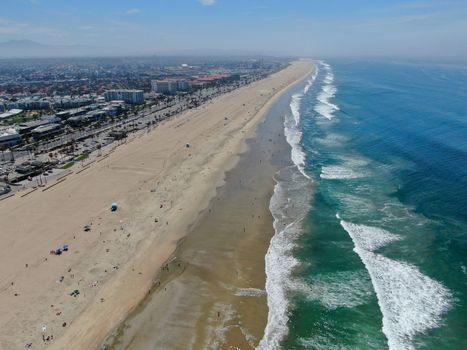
[{"left": 1, "top": 0, "right": 467, "bottom": 58}]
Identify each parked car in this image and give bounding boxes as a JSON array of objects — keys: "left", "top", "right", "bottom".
[{"left": 0, "top": 185, "right": 11, "bottom": 195}]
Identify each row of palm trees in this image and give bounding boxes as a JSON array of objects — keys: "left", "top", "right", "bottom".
[{"left": 0, "top": 143, "right": 13, "bottom": 162}]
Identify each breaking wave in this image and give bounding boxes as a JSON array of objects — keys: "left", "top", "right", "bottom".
[
  {"left": 314, "top": 61, "right": 339, "bottom": 120},
  {"left": 340, "top": 221, "right": 453, "bottom": 350},
  {"left": 258, "top": 70, "right": 316, "bottom": 349},
  {"left": 257, "top": 166, "right": 312, "bottom": 350},
  {"left": 285, "top": 72, "right": 316, "bottom": 178}
]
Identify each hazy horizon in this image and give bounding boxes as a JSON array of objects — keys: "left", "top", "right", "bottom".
[{"left": 1, "top": 0, "right": 467, "bottom": 59}]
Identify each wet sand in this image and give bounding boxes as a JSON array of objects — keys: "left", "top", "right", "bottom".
[{"left": 107, "top": 81, "right": 301, "bottom": 350}]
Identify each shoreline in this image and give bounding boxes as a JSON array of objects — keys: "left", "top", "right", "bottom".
[
  {"left": 258, "top": 76, "right": 317, "bottom": 349},
  {"left": 106, "top": 64, "right": 315, "bottom": 350},
  {"left": 106, "top": 83, "right": 300, "bottom": 349},
  {"left": 0, "top": 60, "right": 314, "bottom": 350}
]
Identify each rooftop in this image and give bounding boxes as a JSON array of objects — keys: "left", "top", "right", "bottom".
[{"left": 0, "top": 109, "right": 23, "bottom": 120}]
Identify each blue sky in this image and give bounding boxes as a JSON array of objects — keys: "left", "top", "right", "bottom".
[{"left": 1, "top": 0, "right": 467, "bottom": 57}]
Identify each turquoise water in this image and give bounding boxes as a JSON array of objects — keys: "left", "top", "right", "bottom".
[{"left": 260, "top": 60, "right": 467, "bottom": 350}]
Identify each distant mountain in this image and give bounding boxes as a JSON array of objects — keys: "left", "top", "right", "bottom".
[
  {"left": 155, "top": 48, "right": 271, "bottom": 57},
  {"left": 0, "top": 40, "right": 284, "bottom": 59},
  {"left": 0, "top": 40, "right": 121, "bottom": 59},
  {"left": 1, "top": 39, "right": 46, "bottom": 49}
]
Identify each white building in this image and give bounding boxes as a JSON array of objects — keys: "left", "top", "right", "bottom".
[
  {"left": 0, "top": 128, "right": 22, "bottom": 146},
  {"left": 104, "top": 90, "right": 144, "bottom": 104},
  {"left": 177, "top": 79, "right": 189, "bottom": 91},
  {"left": 31, "top": 123, "right": 62, "bottom": 140},
  {"left": 0, "top": 109, "right": 23, "bottom": 121},
  {"left": 151, "top": 80, "right": 178, "bottom": 94}
]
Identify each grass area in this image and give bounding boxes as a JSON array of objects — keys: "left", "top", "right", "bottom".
[
  {"left": 74, "top": 154, "right": 88, "bottom": 162},
  {"left": 56, "top": 153, "right": 87, "bottom": 170},
  {"left": 62, "top": 161, "right": 75, "bottom": 169},
  {"left": 5, "top": 114, "right": 38, "bottom": 125}
]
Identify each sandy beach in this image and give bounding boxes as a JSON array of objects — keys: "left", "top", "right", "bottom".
[
  {"left": 105, "top": 87, "right": 298, "bottom": 350},
  {"left": 0, "top": 59, "right": 313, "bottom": 350}
]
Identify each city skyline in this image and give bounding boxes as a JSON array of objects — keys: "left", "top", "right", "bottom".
[{"left": 1, "top": 0, "right": 467, "bottom": 58}]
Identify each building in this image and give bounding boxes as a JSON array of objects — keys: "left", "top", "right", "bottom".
[
  {"left": 31, "top": 123, "right": 62, "bottom": 140},
  {"left": 54, "top": 97, "right": 93, "bottom": 109},
  {"left": 151, "top": 80, "right": 178, "bottom": 94},
  {"left": 0, "top": 128, "right": 22, "bottom": 146},
  {"left": 177, "top": 79, "right": 189, "bottom": 91},
  {"left": 192, "top": 73, "right": 229, "bottom": 87},
  {"left": 68, "top": 110, "right": 107, "bottom": 127},
  {"left": 56, "top": 107, "right": 89, "bottom": 121},
  {"left": 1, "top": 96, "right": 94, "bottom": 111},
  {"left": 17, "top": 119, "right": 52, "bottom": 138},
  {"left": 15, "top": 160, "right": 43, "bottom": 174},
  {"left": 103, "top": 102, "right": 125, "bottom": 117},
  {"left": 7, "top": 98, "right": 50, "bottom": 110},
  {"left": 104, "top": 90, "right": 144, "bottom": 105},
  {"left": 55, "top": 111, "right": 71, "bottom": 120},
  {"left": 0, "top": 109, "right": 23, "bottom": 121},
  {"left": 109, "top": 130, "right": 127, "bottom": 140},
  {"left": 83, "top": 110, "right": 106, "bottom": 123}
]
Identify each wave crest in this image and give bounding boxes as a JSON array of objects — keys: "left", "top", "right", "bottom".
[
  {"left": 341, "top": 220, "right": 453, "bottom": 350},
  {"left": 314, "top": 61, "right": 339, "bottom": 120}
]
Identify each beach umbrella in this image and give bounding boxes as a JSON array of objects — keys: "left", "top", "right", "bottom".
[{"left": 111, "top": 202, "right": 118, "bottom": 211}]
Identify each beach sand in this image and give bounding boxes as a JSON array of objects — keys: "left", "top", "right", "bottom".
[
  {"left": 0, "top": 60, "right": 313, "bottom": 350},
  {"left": 107, "top": 91, "right": 295, "bottom": 350}
]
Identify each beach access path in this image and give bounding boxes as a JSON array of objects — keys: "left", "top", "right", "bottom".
[{"left": 0, "top": 59, "right": 314, "bottom": 350}]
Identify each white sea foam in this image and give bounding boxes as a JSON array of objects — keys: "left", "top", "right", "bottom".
[
  {"left": 258, "top": 69, "right": 318, "bottom": 349},
  {"left": 334, "top": 192, "right": 377, "bottom": 217},
  {"left": 337, "top": 155, "right": 370, "bottom": 167},
  {"left": 316, "top": 133, "right": 349, "bottom": 148},
  {"left": 318, "top": 93, "right": 338, "bottom": 109},
  {"left": 258, "top": 219, "right": 301, "bottom": 349},
  {"left": 257, "top": 166, "right": 313, "bottom": 350},
  {"left": 314, "top": 61, "right": 339, "bottom": 120},
  {"left": 221, "top": 283, "right": 267, "bottom": 297},
  {"left": 290, "top": 92, "right": 302, "bottom": 125},
  {"left": 284, "top": 112, "right": 308, "bottom": 179},
  {"left": 320, "top": 61, "right": 331, "bottom": 70},
  {"left": 298, "top": 335, "right": 355, "bottom": 350},
  {"left": 320, "top": 165, "right": 366, "bottom": 180},
  {"left": 314, "top": 103, "right": 337, "bottom": 121},
  {"left": 299, "top": 270, "right": 373, "bottom": 310},
  {"left": 207, "top": 303, "right": 236, "bottom": 349},
  {"left": 303, "top": 69, "right": 318, "bottom": 94},
  {"left": 340, "top": 222, "right": 402, "bottom": 251},
  {"left": 233, "top": 288, "right": 266, "bottom": 297},
  {"left": 380, "top": 201, "right": 426, "bottom": 225},
  {"left": 299, "top": 332, "right": 383, "bottom": 350},
  {"left": 284, "top": 71, "right": 316, "bottom": 179},
  {"left": 341, "top": 220, "right": 452, "bottom": 350}
]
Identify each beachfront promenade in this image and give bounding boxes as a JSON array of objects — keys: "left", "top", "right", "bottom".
[{"left": 0, "top": 60, "right": 313, "bottom": 350}]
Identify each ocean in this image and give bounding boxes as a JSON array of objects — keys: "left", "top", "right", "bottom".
[{"left": 259, "top": 59, "right": 467, "bottom": 350}]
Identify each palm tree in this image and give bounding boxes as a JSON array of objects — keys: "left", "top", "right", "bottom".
[
  {"left": 0, "top": 144, "right": 6, "bottom": 162},
  {"left": 9, "top": 146, "right": 15, "bottom": 162}
]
